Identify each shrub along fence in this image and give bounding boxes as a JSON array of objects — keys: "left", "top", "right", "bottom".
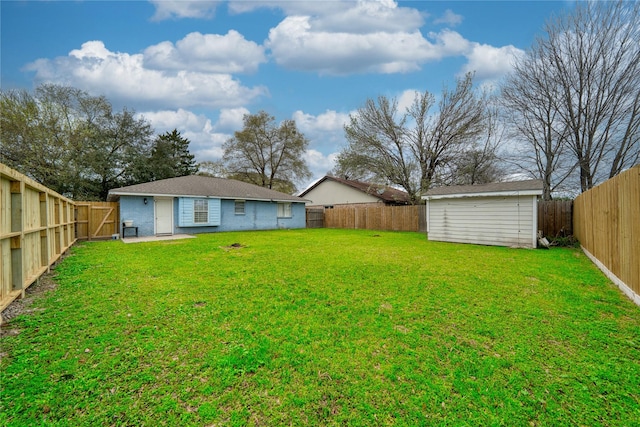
[
  {"left": 1, "top": 163, "right": 76, "bottom": 315},
  {"left": 574, "top": 165, "right": 640, "bottom": 306}
]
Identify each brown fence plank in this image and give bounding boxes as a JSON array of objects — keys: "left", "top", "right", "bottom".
[
  {"left": 574, "top": 165, "right": 639, "bottom": 303},
  {"left": 537, "top": 200, "right": 573, "bottom": 238},
  {"left": 305, "top": 208, "right": 324, "bottom": 228},
  {"left": 322, "top": 205, "right": 421, "bottom": 232}
]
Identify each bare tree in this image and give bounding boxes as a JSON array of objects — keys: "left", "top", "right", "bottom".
[
  {"left": 503, "top": 1, "right": 640, "bottom": 196},
  {"left": 336, "top": 73, "right": 492, "bottom": 203},
  {"left": 501, "top": 43, "right": 575, "bottom": 200},
  {"left": 222, "top": 110, "right": 311, "bottom": 194},
  {"left": 447, "top": 106, "right": 505, "bottom": 186}
]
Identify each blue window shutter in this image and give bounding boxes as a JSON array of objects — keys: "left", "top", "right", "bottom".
[
  {"left": 179, "top": 197, "right": 220, "bottom": 227},
  {"left": 178, "top": 198, "right": 195, "bottom": 227},
  {"left": 209, "top": 198, "right": 221, "bottom": 225}
]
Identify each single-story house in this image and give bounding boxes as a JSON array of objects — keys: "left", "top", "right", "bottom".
[
  {"left": 299, "top": 175, "right": 411, "bottom": 208},
  {"left": 107, "top": 175, "right": 308, "bottom": 237},
  {"left": 422, "top": 179, "right": 544, "bottom": 248}
]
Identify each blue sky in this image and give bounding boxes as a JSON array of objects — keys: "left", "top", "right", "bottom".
[{"left": 1, "top": 0, "right": 574, "bottom": 189}]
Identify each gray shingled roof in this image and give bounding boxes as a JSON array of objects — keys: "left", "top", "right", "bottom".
[
  {"left": 299, "top": 176, "right": 411, "bottom": 204},
  {"left": 108, "top": 175, "right": 307, "bottom": 202},
  {"left": 424, "top": 179, "right": 543, "bottom": 197}
]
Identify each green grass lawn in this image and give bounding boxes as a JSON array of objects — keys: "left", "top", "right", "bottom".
[{"left": 1, "top": 229, "right": 639, "bottom": 426}]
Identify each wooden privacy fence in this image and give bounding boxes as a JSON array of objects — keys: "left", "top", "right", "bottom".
[
  {"left": 306, "top": 208, "right": 324, "bottom": 229},
  {"left": 322, "top": 205, "right": 424, "bottom": 232},
  {"left": 75, "top": 202, "right": 119, "bottom": 240},
  {"left": 1, "top": 163, "right": 76, "bottom": 314},
  {"left": 574, "top": 165, "right": 639, "bottom": 305},
  {"left": 537, "top": 200, "right": 573, "bottom": 238},
  {"left": 313, "top": 201, "right": 569, "bottom": 235}
]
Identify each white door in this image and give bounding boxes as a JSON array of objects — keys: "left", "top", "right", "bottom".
[{"left": 155, "top": 198, "right": 173, "bottom": 235}]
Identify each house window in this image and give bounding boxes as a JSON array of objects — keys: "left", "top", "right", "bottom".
[
  {"left": 193, "top": 199, "right": 208, "bottom": 223},
  {"left": 277, "top": 202, "right": 292, "bottom": 218},
  {"left": 235, "top": 200, "right": 245, "bottom": 215}
]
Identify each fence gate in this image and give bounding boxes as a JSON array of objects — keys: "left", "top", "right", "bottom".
[
  {"left": 75, "top": 202, "right": 120, "bottom": 240},
  {"left": 306, "top": 208, "right": 324, "bottom": 228}
]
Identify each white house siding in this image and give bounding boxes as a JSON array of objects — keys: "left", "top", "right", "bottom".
[
  {"left": 304, "top": 180, "right": 381, "bottom": 206},
  {"left": 427, "top": 195, "right": 537, "bottom": 248}
]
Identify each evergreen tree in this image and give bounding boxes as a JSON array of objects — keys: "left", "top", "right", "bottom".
[{"left": 149, "top": 129, "right": 197, "bottom": 180}]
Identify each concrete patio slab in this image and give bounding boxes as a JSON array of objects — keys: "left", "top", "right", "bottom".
[{"left": 121, "top": 234, "right": 196, "bottom": 244}]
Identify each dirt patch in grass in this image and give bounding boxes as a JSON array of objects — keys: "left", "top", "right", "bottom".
[
  {"left": 221, "top": 242, "right": 246, "bottom": 251},
  {"left": 1, "top": 271, "right": 58, "bottom": 333}
]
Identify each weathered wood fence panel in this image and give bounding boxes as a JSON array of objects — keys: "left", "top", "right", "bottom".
[
  {"left": 574, "top": 165, "right": 639, "bottom": 305},
  {"left": 323, "top": 205, "right": 421, "bottom": 232},
  {"left": 305, "top": 208, "right": 324, "bottom": 229},
  {"left": 1, "top": 163, "right": 76, "bottom": 315},
  {"left": 316, "top": 202, "right": 563, "bottom": 235},
  {"left": 537, "top": 200, "right": 573, "bottom": 238},
  {"left": 75, "top": 202, "right": 119, "bottom": 240}
]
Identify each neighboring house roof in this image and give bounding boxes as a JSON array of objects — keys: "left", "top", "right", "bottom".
[
  {"left": 423, "top": 179, "right": 544, "bottom": 199},
  {"left": 299, "top": 176, "right": 411, "bottom": 204},
  {"left": 107, "top": 175, "right": 308, "bottom": 203}
]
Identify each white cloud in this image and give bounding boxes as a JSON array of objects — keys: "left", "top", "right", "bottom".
[
  {"left": 228, "top": 0, "right": 351, "bottom": 16},
  {"left": 305, "top": 149, "right": 338, "bottom": 170},
  {"left": 424, "top": 30, "right": 523, "bottom": 81},
  {"left": 216, "top": 107, "right": 250, "bottom": 132},
  {"left": 139, "top": 108, "right": 211, "bottom": 132},
  {"left": 434, "top": 9, "right": 463, "bottom": 26},
  {"left": 428, "top": 29, "right": 471, "bottom": 56},
  {"left": 139, "top": 108, "right": 248, "bottom": 161},
  {"left": 264, "top": 4, "right": 514, "bottom": 78},
  {"left": 149, "top": 0, "right": 220, "bottom": 21},
  {"left": 143, "top": 31, "right": 266, "bottom": 74},
  {"left": 293, "top": 109, "right": 350, "bottom": 133},
  {"left": 147, "top": 0, "right": 517, "bottom": 82},
  {"left": 140, "top": 107, "right": 343, "bottom": 184},
  {"left": 291, "top": 109, "right": 349, "bottom": 184},
  {"left": 292, "top": 109, "right": 350, "bottom": 155},
  {"left": 460, "top": 43, "right": 524, "bottom": 80},
  {"left": 310, "top": 0, "right": 424, "bottom": 34},
  {"left": 25, "top": 41, "right": 268, "bottom": 110},
  {"left": 303, "top": 149, "right": 340, "bottom": 186},
  {"left": 267, "top": 16, "right": 440, "bottom": 75}
]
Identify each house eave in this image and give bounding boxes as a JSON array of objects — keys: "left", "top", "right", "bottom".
[{"left": 108, "top": 191, "right": 308, "bottom": 203}]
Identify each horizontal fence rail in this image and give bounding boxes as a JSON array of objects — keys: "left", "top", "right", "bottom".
[{"left": 1, "top": 163, "right": 76, "bottom": 315}]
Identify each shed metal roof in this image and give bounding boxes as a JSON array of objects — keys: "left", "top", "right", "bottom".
[
  {"left": 423, "top": 179, "right": 543, "bottom": 199},
  {"left": 108, "top": 175, "right": 308, "bottom": 203}
]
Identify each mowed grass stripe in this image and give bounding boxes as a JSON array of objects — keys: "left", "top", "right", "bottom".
[{"left": 1, "top": 229, "right": 639, "bottom": 426}]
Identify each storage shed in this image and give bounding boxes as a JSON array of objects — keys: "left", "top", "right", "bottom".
[{"left": 422, "top": 180, "right": 544, "bottom": 248}]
